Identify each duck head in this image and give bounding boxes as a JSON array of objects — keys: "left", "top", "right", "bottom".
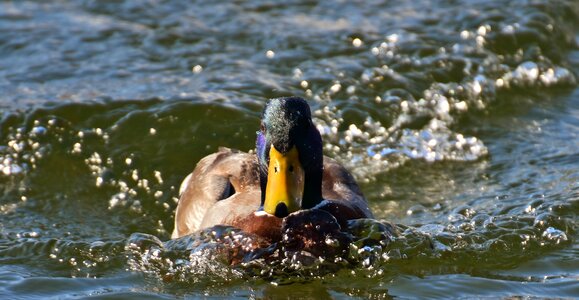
[{"left": 256, "top": 97, "right": 323, "bottom": 218}]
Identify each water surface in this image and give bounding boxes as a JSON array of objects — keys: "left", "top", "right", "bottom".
[{"left": 1, "top": 0, "right": 578, "bottom": 298}]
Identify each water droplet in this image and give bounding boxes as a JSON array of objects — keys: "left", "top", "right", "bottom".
[
  {"left": 192, "top": 65, "right": 203, "bottom": 73},
  {"left": 72, "top": 143, "right": 82, "bottom": 154},
  {"left": 542, "top": 227, "right": 567, "bottom": 244}
]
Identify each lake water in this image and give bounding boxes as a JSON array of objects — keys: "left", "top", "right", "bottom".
[{"left": 1, "top": 0, "right": 578, "bottom": 298}]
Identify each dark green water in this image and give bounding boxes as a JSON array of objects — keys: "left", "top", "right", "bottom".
[{"left": 1, "top": 0, "right": 578, "bottom": 298}]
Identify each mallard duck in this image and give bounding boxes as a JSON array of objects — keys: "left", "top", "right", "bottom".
[{"left": 172, "top": 97, "right": 373, "bottom": 241}]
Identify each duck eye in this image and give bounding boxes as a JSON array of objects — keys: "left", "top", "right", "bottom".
[
  {"left": 288, "top": 165, "right": 294, "bottom": 173},
  {"left": 274, "top": 166, "right": 279, "bottom": 173},
  {"left": 260, "top": 123, "right": 266, "bottom": 133}
]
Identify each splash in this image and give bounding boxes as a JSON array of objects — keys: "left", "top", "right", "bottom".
[
  {"left": 126, "top": 193, "right": 574, "bottom": 284},
  {"left": 295, "top": 9, "right": 576, "bottom": 181},
  {"left": 127, "top": 210, "right": 396, "bottom": 283}
]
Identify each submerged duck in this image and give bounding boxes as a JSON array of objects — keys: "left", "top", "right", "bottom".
[{"left": 172, "top": 97, "right": 373, "bottom": 241}]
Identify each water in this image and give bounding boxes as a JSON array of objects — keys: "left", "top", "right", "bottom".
[{"left": 1, "top": 0, "right": 578, "bottom": 298}]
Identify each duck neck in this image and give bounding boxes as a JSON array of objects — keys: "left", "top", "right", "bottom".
[
  {"left": 301, "top": 164, "right": 323, "bottom": 209},
  {"left": 298, "top": 126, "right": 324, "bottom": 209}
]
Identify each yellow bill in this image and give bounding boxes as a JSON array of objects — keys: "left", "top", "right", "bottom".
[{"left": 264, "top": 145, "right": 304, "bottom": 217}]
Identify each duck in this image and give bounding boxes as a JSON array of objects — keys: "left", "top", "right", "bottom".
[{"left": 171, "top": 96, "right": 373, "bottom": 241}]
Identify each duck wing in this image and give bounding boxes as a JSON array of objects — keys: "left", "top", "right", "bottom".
[
  {"left": 320, "top": 157, "right": 374, "bottom": 225},
  {"left": 171, "top": 148, "right": 261, "bottom": 238}
]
